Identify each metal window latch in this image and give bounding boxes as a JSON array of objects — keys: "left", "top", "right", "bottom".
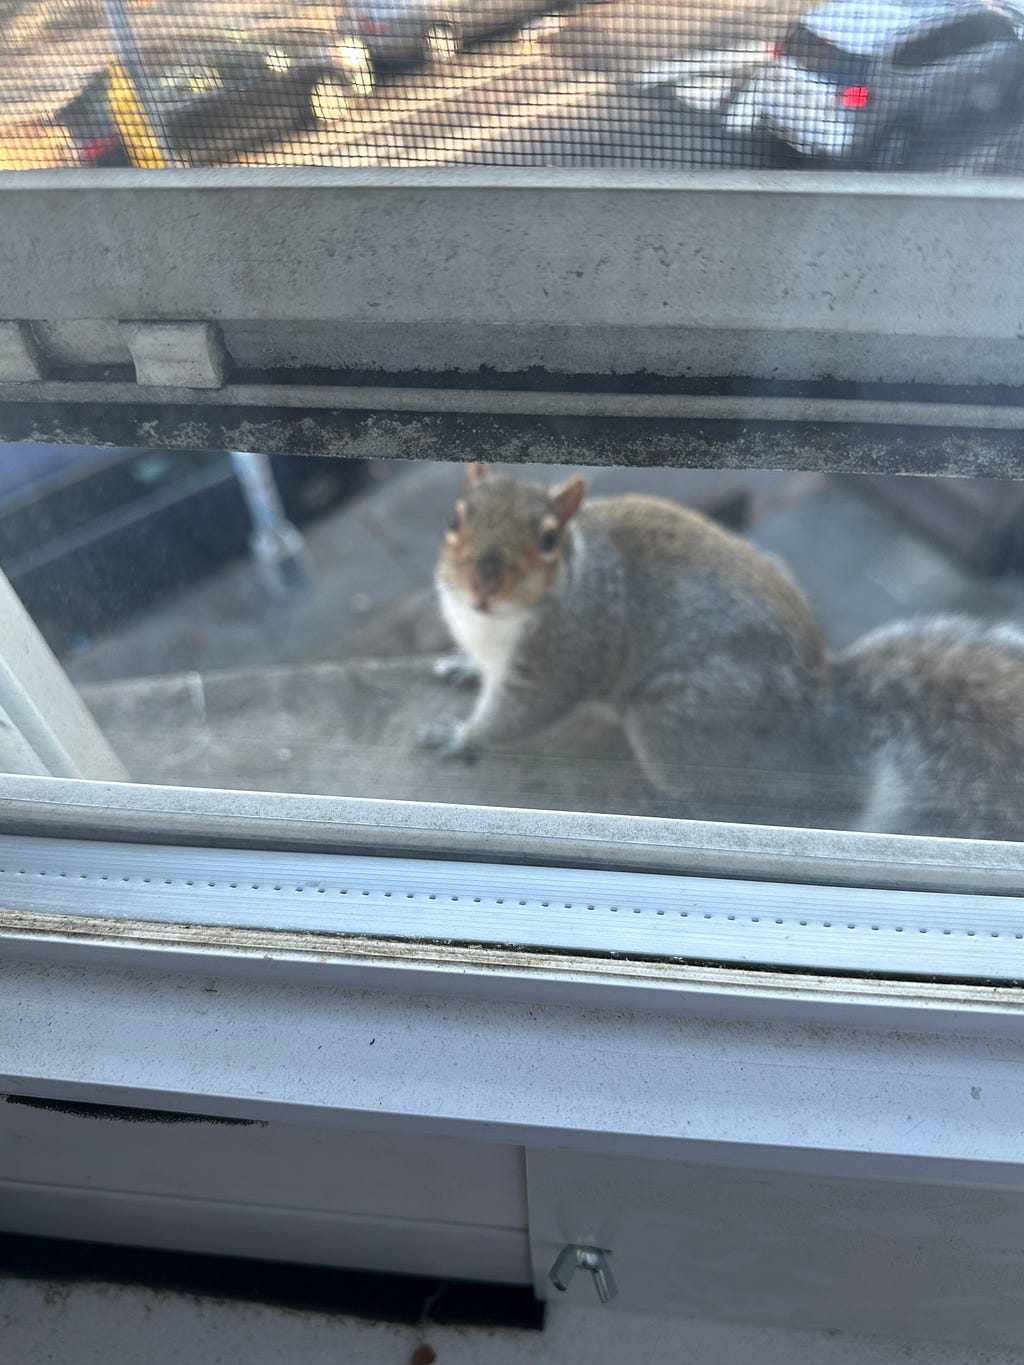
[{"left": 548, "top": 1244, "right": 618, "bottom": 1304}]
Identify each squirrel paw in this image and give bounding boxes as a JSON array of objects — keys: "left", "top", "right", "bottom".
[
  {"left": 418, "top": 719, "right": 478, "bottom": 762},
  {"left": 432, "top": 652, "right": 480, "bottom": 688}
]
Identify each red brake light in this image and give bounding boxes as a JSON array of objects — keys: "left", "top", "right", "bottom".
[
  {"left": 356, "top": 17, "right": 388, "bottom": 33},
  {"left": 839, "top": 84, "right": 870, "bottom": 108},
  {"left": 79, "top": 135, "right": 119, "bottom": 162},
  {"left": 768, "top": 39, "right": 784, "bottom": 59}
]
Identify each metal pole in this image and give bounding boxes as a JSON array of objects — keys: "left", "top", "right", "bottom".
[
  {"left": 230, "top": 453, "right": 311, "bottom": 597},
  {"left": 98, "top": 0, "right": 177, "bottom": 167}
]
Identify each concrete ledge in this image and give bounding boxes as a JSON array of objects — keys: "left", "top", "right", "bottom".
[{"left": 81, "top": 658, "right": 661, "bottom": 816}]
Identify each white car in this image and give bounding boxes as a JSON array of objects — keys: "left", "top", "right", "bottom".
[{"left": 723, "top": 0, "right": 1024, "bottom": 166}]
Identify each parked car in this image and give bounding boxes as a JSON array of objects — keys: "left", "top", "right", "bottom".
[
  {"left": 722, "top": 0, "right": 1024, "bottom": 167},
  {"left": 0, "top": 448, "right": 362, "bottom": 653},
  {"left": 56, "top": 26, "right": 375, "bottom": 166},
  {"left": 345, "top": 0, "right": 576, "bottom": 68}
]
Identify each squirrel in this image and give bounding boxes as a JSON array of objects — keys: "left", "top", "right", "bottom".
[
  {"left": 829, "top": 616, "right": 1024, "bottom": 841},
  {"left": 420, "top": 464, "right": 1024, "bottom": 839},
  {"left": 420, "top": 462, "right": 831, "bottom": 827}
]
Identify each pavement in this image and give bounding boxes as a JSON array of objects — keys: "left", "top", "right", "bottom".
[
  {"left": 68, "top": 458, "right": 1024, "bottom": 821},
  {"left": 4, "top": 0, "right": 1024, "bottom": 173}
]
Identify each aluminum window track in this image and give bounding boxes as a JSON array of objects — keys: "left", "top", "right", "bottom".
[{"left": 3, "top": 834, "right": 1022, "bottom": 981}]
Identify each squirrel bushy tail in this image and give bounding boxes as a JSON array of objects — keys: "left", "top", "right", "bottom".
[
  {"left": 429, "top": 466, "right": 1024, "bottom": 841},
  {"left": 827, "top": 616, "right": 1024, "bottom": 841}
]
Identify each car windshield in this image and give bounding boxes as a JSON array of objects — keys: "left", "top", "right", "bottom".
[{"left": 779, "top": 23, "right": 871, "bottom": 84}]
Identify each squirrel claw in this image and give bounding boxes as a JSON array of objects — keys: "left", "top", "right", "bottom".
[
  {"left": 418, "top": 720, "right": 478, "bottom": 762},
  {"left": 432, "top": 653, "right": 480, "bottom": 688}
]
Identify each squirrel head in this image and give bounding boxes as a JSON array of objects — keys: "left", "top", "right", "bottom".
[{"left": 438, "top": 462, "right": 587, "bottom": 614}]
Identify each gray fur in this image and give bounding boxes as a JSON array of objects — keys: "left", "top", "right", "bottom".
[
  {"left": 831, "top": 616, "right": 1024, "bottom": 841},
  {"left": 431, "top": 474, "right": 829, "bottom": 828},
  {"left": 429, "top": 474, "right": 1024, "bottom": 842}
]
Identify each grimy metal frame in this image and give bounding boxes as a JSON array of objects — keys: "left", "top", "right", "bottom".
[
  {"left": 1, "top": 168, "right": 1023, "bottom": 474},
  {"left": 1, "top": 165, "right": 1023, "bottom": 915}
]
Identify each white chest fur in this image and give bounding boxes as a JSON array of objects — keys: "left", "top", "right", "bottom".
[{"left": 438, "top": 581, "right": 529, "bottom": 682}]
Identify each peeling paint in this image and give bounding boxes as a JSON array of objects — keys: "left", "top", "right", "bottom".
[{"left": 3, "top": 1094, "right": 266, "bottom": 1126}]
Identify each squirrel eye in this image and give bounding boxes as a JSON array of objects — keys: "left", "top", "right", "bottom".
[
  {"left": 448, "top": 511, "right": 461, "bottom": 533},
  {"left": 538, "top": 527, "right": 559, "bottom": 553}
]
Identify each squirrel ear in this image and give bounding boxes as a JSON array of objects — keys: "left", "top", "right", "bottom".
[
  {"left": 464, "top": 462, "right": 489, "bottom": 489},
  {"left": 551, "top": 477, "right": 586, "bottom": 525}
]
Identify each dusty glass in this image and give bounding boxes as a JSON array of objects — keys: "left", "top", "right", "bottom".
[{"left": 1, "top": 450, "right": 1021, "bottom": 844}]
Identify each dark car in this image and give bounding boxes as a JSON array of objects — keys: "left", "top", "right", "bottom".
[
  {"left": 346, "top": 0, "right": 579, "bottom": 68},
  {"left": 0, "top": 448, "right": 361, "bottom": 653},
  {"left": 56, "top": 27, "right": 375, "bottom": 166}
]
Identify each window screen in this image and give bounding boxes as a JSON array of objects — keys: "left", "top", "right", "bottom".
[
  {"left": 894, "top": 12, "right": 1018, "bottom": 67},
  {"left": 776, "top": 24, "right": 869, "bottom": 87},
  {"left": 3, "top": 0, "right": 1024, "bottom": 172},
  {"left": 1, "top": 451, "right": 1023, "bottom": 850}
]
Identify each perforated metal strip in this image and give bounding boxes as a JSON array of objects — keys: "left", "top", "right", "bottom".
[{"left": 1, "top": 835, "right": 1022, "bottom": 980}]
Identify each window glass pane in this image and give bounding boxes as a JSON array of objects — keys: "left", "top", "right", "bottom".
[
  {"left": 3, "top": 0, "right": 1024, "bottom": 173},
  {"left": 2, "top": 0, "right": 1024, "bottom": 977},
  {"left": 1, "top": 449, "right": 1022, "bottom": 847},
  {"left": 894, "top": 15, "right": 1015, "bottom": 67}
]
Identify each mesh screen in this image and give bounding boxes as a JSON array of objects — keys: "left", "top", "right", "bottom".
[{"left": 2, "top": 0, "right": 1024, "bottom": 171}]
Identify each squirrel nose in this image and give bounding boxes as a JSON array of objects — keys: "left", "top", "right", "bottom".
[{"left": 473, "top": 551, "right": 503, "bottom": 599}]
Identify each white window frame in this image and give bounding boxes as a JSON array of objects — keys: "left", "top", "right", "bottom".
[
  {"left": 2, "top": 169, "right": 1024, "bottom": 473},
  {"left": 3, "top": 171, "right": 1024, "bottom": 1333}
]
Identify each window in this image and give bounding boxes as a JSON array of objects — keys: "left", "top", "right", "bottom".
[
  {"left": 3, "top": 0, "right": 1024, "bottom": 1348},
  {"left": 1, "top": 171, "right": 1023, "bottom": 892},
  {"left": 0, "top": 431, "right": 1023, "bottom": 972},
  {"left": 4, "top": 0, "right": 1024, "bottom": 172},
  {"left": 894, "top": 12, "right": 1018, "bottom": 68},
  {"left": 6, "top": 450, "right": 1024, "bottom": 853},
  {"left": 779, "top": 24, "right": 869, "bottom": 86}
]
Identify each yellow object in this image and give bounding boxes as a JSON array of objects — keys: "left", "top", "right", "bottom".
[
  {"left": 107, "top": 60, "right": 167, "bottom": 168},
  {"left": 0, "top": 123, "right": 73, "bottom": 170}
]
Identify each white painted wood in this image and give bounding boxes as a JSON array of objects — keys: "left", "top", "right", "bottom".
[
  {"left": 0, "top": 698, "right": 50, "bottom": 777},
  {"left": 0, "top": 1182, "right": 530, "bottom": 1283},
  {"left": 2, "top": 953, "right": 1024, "bottom": 1183},
  {"left": 4, "top": 901, "right": 1024, "bottom": 1344},
  {"left": 0, "top": 573, "right": 126, "bottom": 781},
  {"left": 0, "top": 1099, "right": 528, "bottom": 1280},
  {"left": 0, "top": 1102, "right": 525, "bottom": 1227},
  {"left": 527, "top": 1148, "right": 1024, "bottom": 1346}
]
